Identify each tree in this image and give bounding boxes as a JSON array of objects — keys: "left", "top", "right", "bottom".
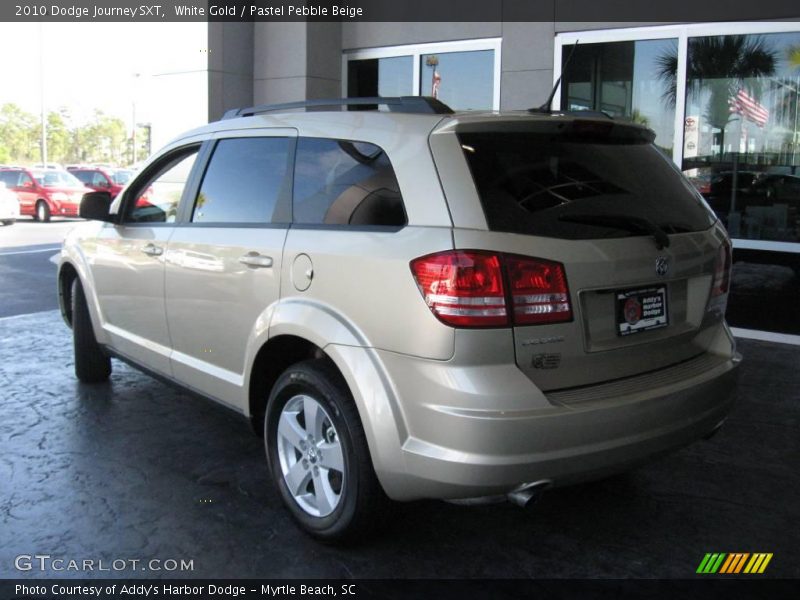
[
  {"left": 656, "top": 35, "right": 777, "bottom": 157},
  {"left": 0, "top": 103, "right": 40, "bottom": 163}
]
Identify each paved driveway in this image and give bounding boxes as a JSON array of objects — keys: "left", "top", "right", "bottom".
[{"left": 1, "top": 310, "right": 797, "bottom": 579}]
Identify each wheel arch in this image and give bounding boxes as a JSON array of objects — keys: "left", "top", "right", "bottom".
[
  {"left": 57, "top": 260, "right": 79, "bottom": 327},
  {"left": 247, "top": 300, "right": 411, "bottom": 499}
]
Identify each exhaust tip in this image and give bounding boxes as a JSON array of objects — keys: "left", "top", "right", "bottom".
[{"left": 507, "top": 479, "right": 553, "bottom": 508}]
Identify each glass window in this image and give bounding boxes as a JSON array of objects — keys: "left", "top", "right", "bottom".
[
  {"left": 459, "top": 131, "right": 714, "bottom": 240},
  {"left": 561, "top": 39, "right": 678, "bottom": 157},
  {"left": 192, "top": 137, "right": 291, "bottom": 224},
  {"left": 92, "top": 172, "right": 110, "bottom": 187},
  {"left": 127, "top": 149, "right": 199, "bottom": 224},
  {"left": 420, "top": 50, "right": 494, "bottom": 110},
  {"left": 682, "top": 32, "right": 800, "bottom": 244},
  {"left": 72, "top": 171, "right": 92, "bottom": 184},
  {"left": 293, "top": 138, "right": 406, "bottom": 227},
  {"left": 347, "top": 56, "right": 413, "bottom": 98}
]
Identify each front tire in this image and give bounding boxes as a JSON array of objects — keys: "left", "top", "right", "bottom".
[
  {"left": 72, "top": 279, "right": 111, "bottom": 383},
  {"left": 1, "top": 219, "right": 14, "bottom": 226},
  {"left": 36, "top": 201, "right": 51, "bottom": 223},
  {"left": 265, "top": 359, "right": 388, "bottom": 542}
]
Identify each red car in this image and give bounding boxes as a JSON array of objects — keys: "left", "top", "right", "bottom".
[
  {"left": 68, "top": 167, "right": 130, "bottom": 199},
  {"left": 0, "top": 168, "right": 91, "bottom": 222}
]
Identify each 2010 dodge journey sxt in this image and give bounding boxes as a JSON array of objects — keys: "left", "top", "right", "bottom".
[{"left": 58, "top": 96, "right": 740, "bottom": 541}]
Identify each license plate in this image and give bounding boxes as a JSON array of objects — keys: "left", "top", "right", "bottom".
[{"left": 616, "top": 286, "right": 668, "bottom": 336}]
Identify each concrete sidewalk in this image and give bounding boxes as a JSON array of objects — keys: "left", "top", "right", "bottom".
[{"left": 1, "top": 311, "right": 798, "bottom": 578}]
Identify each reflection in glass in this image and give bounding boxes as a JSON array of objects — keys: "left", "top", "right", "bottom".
[
  {"left": 678, "top": 33, "right": 800, "bottom": 243},
  {"left": 420, "top": 50, "right": 494, "bottom": 110},
  {"left": 561, "top": 39, "right": 677, "bottom": 156},
  {"left": 347, "top": 56, "right": 413, "bottom": 98}
]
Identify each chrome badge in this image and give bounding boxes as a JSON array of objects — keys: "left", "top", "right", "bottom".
[{"left": 655, "top": 256, "right": 670, "bottom": 277}]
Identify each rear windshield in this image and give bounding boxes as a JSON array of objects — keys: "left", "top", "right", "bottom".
[{"left": 458, "top": 132, "right": 715, "bottom": 240}]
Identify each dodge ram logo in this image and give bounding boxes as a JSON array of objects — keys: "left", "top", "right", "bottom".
[{"left": 655, "top": 257, "right": 670, "bottom": 276}]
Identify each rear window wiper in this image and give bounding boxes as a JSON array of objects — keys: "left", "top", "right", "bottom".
[{"left": 557, "top": 213, "right": 671, "bottom": 249}]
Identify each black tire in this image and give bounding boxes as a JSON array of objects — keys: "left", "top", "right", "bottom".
[
  {"left": 36, "top": 201, "right": 51, "bottom": 223},
  {"left": 72, "top": 279, "right": 111, "bottom": 383},
  {"left": 1, "top": 219, "right": 14, "bottom": 226},
  {"left": 265, "top": 359, "right": 389, "bottom": 542}
]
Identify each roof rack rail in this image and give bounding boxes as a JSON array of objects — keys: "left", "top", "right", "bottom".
[{"left": 221, "top": 96, "right": 454, "bottom": 119}]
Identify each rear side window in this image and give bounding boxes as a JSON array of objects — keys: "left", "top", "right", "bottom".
[
  {"left": 293, "top": 138, "right": 406, "bottom": 227},
  {"left": 459, "top": 132, "right": 715, "bottom": 240},
  {"left": 192, "top": 137, "right": 292, "bottom": 224}
]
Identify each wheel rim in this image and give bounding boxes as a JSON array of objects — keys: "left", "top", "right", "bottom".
[{"left": 276, "top": 394, "right": 345, "bottom": 517}]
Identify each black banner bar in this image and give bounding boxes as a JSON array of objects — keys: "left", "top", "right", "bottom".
[
  {"left": 2, "top": 579, "right": 799, "bottom": 600},
  {"left": 2, "top": 0, "right": 799, "bottom": 22}
]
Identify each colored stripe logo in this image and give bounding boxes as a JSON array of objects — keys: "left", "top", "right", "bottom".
[{"left": 697, "top": 553, "right": 773, "bottom": 574}]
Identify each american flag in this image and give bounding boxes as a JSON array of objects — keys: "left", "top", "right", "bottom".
[
  {"left": 431, "top": 70, "right": 441, "bottom": 99},
  {"left": 729, "top": 88, "right": 769, "bottom": 128}
]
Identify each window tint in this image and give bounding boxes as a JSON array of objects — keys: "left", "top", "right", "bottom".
[
  {"left": 192, "top": 137, "right": 291, "bottom": 224},
  {"left": 72, "top": 171, "right": 93, "bottom": 184},
  {"left": 92, "top": 172, "right": 110, "bottom": 187},
  {"left": 459, "top": 131, "right": 715, "bottom": 240},
  {"left": 0, "top": 171, "right": 19, "bottom": 186},
  {"left": 18, "top": 172, "right": 33, "bottom": 187},
  {"left": 293, "top": 138, "right": 406, "bottom": 227},
  {"left": 127, "top": 149, "right": 199, "bottom": 223}
]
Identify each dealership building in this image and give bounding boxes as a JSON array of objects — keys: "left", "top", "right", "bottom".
[{"left": 208, "top": 17, "right": 800, "bottom": 341}]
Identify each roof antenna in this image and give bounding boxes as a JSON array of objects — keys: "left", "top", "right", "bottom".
[{"left": 529, "top": 40, "right": 579, "bottom": 113}]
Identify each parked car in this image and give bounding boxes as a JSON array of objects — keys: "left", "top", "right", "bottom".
[
  {"left": 59, "top": 97, "right": 740, "bottom": 541},
  {"left": 0, "top": 181, "right": 20, "bottom": 225},
  {"left": 68, "top": 167, "right": 126, "bottom": 199},
  {"left": 0, "top": 167, "right": 91, "bottom": 222}
]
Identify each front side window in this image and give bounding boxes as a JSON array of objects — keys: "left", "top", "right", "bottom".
[
  {"left": 293, "top": 138, "right": 406, "bottom": 227},
  {"left": 192, "top": 137, "right": 291, "bottom": 224},
  {"left": 126, "top": 148, "right": 199, "bottom": 223}
]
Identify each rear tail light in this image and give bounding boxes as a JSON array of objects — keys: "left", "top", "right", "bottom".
[
  {"left": 710, "top": 242, "right": 731, "bottom": 298},
  {"left": 409, "top": 251, "right": 508, "bottom": 327},
  {"left": 410, "top": 250, "right": 572, "bottom": 328},
  {"left": 504, "top": 255, "right": 573, "bottom": 325}
]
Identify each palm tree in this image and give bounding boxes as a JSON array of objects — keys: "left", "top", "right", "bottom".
[{"left": 656, "top": 35, "right": 777, "bottom": 157}]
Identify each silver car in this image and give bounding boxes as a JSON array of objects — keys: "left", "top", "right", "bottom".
[{"left": 58, "top": 97, "right": 740, "bottom": 541}]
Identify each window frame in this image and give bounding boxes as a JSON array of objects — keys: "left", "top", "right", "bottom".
[
  {"left": 342, "top": 37, "right": 502, "bottom": 110},
  {"left": 117, "top": 143, "right": 205, "bottom": 227},
  {"left": 555, "top": 22, "right": 800, "bottom": 255}
]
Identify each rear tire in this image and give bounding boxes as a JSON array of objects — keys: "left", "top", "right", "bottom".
[
  {"left": 265, "top": 359, "right": 389, "bottom": 542},
  {"left": 36, "top": 201, "right": 51, "bottom": 222},
  {"left": 72, "top": 279, "right": 111, "bottom": 383}
]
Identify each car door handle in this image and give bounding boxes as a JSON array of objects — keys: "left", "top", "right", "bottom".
[
  {"left": 142, "top": 243, "right": 163, "bottom": 257},
  {"left": 238, "top": 253, "right": 273, "bottom": 268}
]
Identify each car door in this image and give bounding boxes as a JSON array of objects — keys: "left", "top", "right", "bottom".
[
  {"left": 89, "top": 145, "right": 202, "bottom": 375},
  {"left": 164, "top": 130, "right": 295, "bottom": 410},
  {"left": 15, "top": 171, "right": 38, "bottom": 214}
]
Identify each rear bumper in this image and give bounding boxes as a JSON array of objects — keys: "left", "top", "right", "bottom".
[{"left": 372, "top": 344, "right": 739, "bottom": 501}]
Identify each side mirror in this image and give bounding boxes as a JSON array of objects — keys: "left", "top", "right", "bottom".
[{"left": 80, "top": 191, "right": 115, "bottom": 222}]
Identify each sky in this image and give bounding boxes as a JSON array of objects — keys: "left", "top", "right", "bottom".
[{"left": 0, "top": 22, "right": 208, "bottom": 153}]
